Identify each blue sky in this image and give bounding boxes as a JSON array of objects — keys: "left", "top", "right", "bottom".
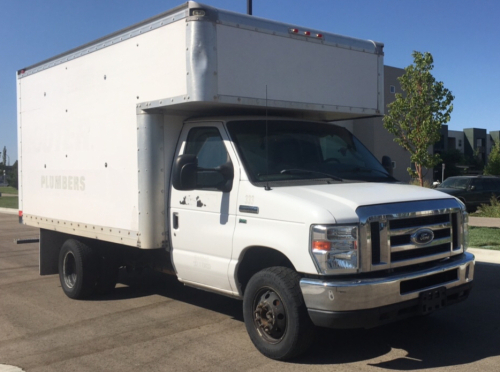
[{"left": 1, "top": 0, "right": 499, "bottom": 164}]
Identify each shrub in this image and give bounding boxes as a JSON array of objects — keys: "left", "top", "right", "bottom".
[{"left": 475, "top": 196, "right": 500, "bottom": 218}]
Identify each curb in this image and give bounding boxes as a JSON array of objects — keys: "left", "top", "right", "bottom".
[
  {"left": 0, "top": 207, "right": 17, "bottom": 215},
  {"left": 468, "top": 248, "right": 500, "bottom": 265}
]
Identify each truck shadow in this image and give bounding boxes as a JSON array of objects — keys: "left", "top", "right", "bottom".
[
  {"left": 94, "top": 262, "right": 499, "bottom": 368},
  {"left": 295, "top": 262, "right": 500, "bottom": 368},
  {"left": 95, "top": 268, "right": 244, "bottom": 321}
]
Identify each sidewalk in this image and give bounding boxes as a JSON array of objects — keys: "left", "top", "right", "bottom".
[
  {"left": 0, "top": 207, "right": 17, "bottom": 215},
  {"left": 469, "top": 216, "right": 500, "bottom": 228}
]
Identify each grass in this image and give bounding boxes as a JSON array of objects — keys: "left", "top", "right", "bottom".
[
  {"left": 469, "top": 226, "right": 500, "bottom": 250},
  {"left": 0, "top": 196, "right": 18, "bottom": 209},
  {"left": 0, "top": 186, "right": 18, "bottom": 195}
]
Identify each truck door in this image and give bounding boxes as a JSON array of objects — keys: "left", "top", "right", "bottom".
[{"left": 170, "top": 122, "right": 239, "bottom": 292}]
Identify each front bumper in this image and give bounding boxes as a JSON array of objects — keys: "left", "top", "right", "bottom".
[{"left": 300, "top": 252, "right": 474, "bottom": 329}]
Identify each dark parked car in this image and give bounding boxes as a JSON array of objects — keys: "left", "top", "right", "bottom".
[{"left": 436, "top": 175, "right": 500, "bottom": 211}]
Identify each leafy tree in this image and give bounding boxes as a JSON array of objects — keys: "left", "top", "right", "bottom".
[
  {"left": 484, "top": 142, "right": 500, "bottom": 175},
  {"left": 383, "top": 51, "right": 454, "bottom": 186}
]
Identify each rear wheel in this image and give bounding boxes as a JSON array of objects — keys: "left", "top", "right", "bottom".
[
  {"left": 243, "top": 267, "right": 315, "bottom": 360},
  {"left": 58, "top": 239, "right": 97, "bottom": 299}
]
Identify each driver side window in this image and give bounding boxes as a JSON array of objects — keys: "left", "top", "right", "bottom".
[
  {"left": 184, "top": 127, "right": 229, "bottom": 168},
  {"left": 184, "top": 127, "right": 232, "bottom": 190}
]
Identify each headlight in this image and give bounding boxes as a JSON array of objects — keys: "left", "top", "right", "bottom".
[
  {"left": 310, "top": 224, "right": 359, "bottom": 274},
  {"left": 462, "top": 210, "right": 469, "bottom": 251}
]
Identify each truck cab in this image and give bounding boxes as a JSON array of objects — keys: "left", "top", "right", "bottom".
[{"left": 169, "top": 116, "right": 473, "bottom": 357}]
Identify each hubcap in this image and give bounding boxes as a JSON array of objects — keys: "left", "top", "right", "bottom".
[
  {"left": 253, "top": 289, "right": 286, "bottom": 343},
  {"left": 63, "top": 251, "right": 77, "bottom": 289}
]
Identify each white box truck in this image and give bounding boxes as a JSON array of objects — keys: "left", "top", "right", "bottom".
[{"left": 17, "top": 2, "right": 474, "bottom": 360}]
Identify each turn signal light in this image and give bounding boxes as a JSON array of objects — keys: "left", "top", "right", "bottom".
[{"left": 312, "top": 240, "right": 331, "bottom": 251}]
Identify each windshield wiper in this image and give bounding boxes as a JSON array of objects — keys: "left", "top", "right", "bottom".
[{"left": 280, "top": 169, "right": 343, "bottom": 182}]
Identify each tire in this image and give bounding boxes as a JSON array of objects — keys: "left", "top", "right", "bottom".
[
  {"left": 243, "top": 267, "right": 315, "bottom": 360},
  {"left": 95, "top": 255, "right": 119, "bottom": 295},
  {"left": 58, "top": 239, "right": 97, "bottom": 299}
]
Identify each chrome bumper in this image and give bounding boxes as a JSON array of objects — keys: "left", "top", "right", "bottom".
[{"left": 300, "top": 252, "right": 474, "bottom": 325}]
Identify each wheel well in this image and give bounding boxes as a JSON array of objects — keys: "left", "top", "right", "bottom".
[{"left": 236, "top": 246, "right": 296, "bottom": 296}]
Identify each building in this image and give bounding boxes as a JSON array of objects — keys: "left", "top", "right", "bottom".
[
  {"left": 337, "top": 66, "right": 431, "bottom": 183},
  {"left": 463, "top": 128, "right": 487, "bottom": 165},
  {"left": 448, "top": 130, "right": 465, "bottom": 154}
]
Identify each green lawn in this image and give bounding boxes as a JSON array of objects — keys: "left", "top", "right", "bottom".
[
  {"left": 469, "top": 226, "right": 500, "bottom": 250},
  {"left": 0, "top": 196, "right": 18, "bottom": 209},
  {"left": 0, "top": 186, "right": 18, "bottom": 195}
]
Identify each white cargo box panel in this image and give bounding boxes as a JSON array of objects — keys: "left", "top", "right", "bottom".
[{"left": 17, "top": 1, "right": 384, "bottom": 249}]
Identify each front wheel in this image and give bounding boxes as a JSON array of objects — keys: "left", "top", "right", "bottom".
[{"left": 243, "top": 267, "right": 315, "bottom": 360}]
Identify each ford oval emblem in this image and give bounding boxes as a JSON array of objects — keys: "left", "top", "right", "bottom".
[{"left": 411, "top": 228, "right": 435, "bottom": 245}]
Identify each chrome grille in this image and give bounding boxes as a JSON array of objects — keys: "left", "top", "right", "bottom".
[{"left": 357, "top": 199, "right": 466, "bottom": 272}]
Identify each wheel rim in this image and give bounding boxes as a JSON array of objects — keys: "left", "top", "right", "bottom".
[
  {"left": 63, "top": 251, "right": 77, "bottom": 289},
  {"left": 253, "top": 288, "right": 287, "bottom": 344}
]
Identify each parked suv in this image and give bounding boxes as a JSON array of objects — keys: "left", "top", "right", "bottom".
[{"left": 436, "top": 175, "right": 500, "bottom": 210}]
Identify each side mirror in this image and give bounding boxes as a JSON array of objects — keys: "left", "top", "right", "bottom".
[
  {"left": 172, "top": 155, "right": 234, "bottom": 192},
  {"left": 197, "top": 161, "right": 234, "bottom": 192},
  {"left": 172, "top": 154, "right": 197, "bottom": 190},
  {"left": 382, "top": 156, "right": 393, "bottom": 177},
  {"left": 216, "top": 161, "right": 234, "bottom": 192}
]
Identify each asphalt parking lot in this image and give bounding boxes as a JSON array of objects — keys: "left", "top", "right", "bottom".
[{"left": 1, "top": 212, "right": 499, "bottom": 372}]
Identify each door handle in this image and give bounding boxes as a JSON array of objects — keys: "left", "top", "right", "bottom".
[{"left": 173, "top": 212, "right": 179, "bottom": 229}]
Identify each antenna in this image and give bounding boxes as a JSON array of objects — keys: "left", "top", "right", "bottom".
[{"left": 265, "top": 85, "right": 271, "bottom": 191}]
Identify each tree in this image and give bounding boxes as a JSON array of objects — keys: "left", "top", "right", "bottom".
[
  {"left": 383, "top": 51, "right": 454, "bottom": 186},
  {"left": 484, "top": 142, "right": 500, "bottom": 175},
  {"left": 7, "top": 160, "right": 18, "bottom": 189}
]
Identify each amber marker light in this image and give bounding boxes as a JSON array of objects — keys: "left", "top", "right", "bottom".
[{"left": 312, "top": 240, "right": 331, "bottom": 251}]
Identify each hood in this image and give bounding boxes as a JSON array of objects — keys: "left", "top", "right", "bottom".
[{"left": 254, "top": 182, "right": 457, "bottom": 225}]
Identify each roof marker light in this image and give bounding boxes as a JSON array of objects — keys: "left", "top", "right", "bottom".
[
  {"left": 303, "top": 31, "right": 311, "bottom": 36},
  {"left": 191, "top": 9, "right": 206, "bottom": 16},
  {"left": 316, "top": 33, "right": 323, "bottom": 38},
  {"left": 290, "top": 28, "right": 299, "bottom": 33}
]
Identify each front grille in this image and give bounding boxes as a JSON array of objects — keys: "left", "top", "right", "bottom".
[
  {"left": 388, "top": 213, "right": 454, "bottom": 265},
  {"left": 390, "top": 214, "right": 450, "bottom": 229},
  {"left": 392, "top": 243, "right": 450, "bottom": 262},
  {"left": 358, "top": 199, "right": 465, "bottom": 272}
]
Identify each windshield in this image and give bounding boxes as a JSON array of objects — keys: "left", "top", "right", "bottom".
[
  {"left": 438, "top": 177, "right": 470, "bottom": 189},
  {"left": 226, "top": 120, "right": 395, "bottom": 185}
]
